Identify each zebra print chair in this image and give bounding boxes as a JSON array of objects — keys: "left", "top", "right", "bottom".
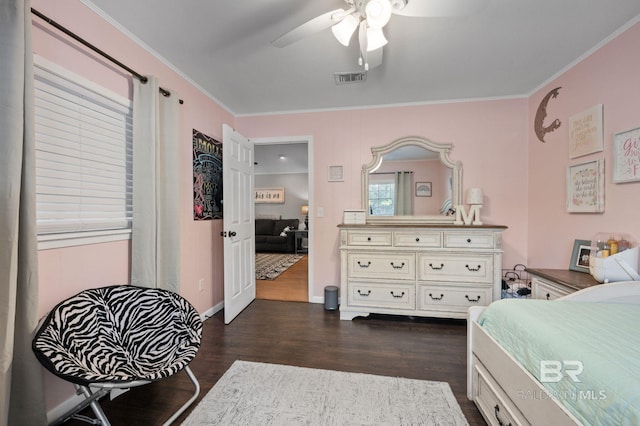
[{"left": 32, "top": 285, "right": 203, "bottom": 426}]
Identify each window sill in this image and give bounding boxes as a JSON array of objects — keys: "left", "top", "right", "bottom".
[{"left": 38, "top": 229, "right": 131, "bottom": 250}]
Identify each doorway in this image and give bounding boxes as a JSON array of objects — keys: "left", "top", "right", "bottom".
[{"left": 253, "top": 137, "right": 312, "bottom": 302}]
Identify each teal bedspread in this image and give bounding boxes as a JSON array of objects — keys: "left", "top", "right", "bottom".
[{"left": 478, "top": 299, "right": 640, "bottom": 425}]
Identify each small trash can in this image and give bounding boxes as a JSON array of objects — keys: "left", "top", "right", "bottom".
[{"left": 324, "top": 286, "right": 339, "bottom": 311}]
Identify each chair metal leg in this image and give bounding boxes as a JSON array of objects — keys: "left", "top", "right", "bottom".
[
  {"left": 161, "top": 366, "right": 200, "bottom": 426},
  {"left": 78, "top": 386, "right": 111, "bottom": 426},
  {"left": 51, "top": 385, "right": 110, "bottom": 426}
]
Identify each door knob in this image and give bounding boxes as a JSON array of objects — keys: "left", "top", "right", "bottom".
[{"left": 228, "top": 231, "right": 237, "bottom": 237}]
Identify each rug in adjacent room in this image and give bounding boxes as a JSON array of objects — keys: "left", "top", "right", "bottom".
[
  {"left": 181, "top": 360, "right": 469, "bottom": 425},
  {"left": 255, "top": 253, "right": 303, "bottom": 280}
]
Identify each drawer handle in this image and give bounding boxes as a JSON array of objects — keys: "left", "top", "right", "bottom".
[
  {"left": 429, "top": 293, "right": 444, "bottom": 301},
  {"left": 546, "top": 292, "right": 551, "bottom": 300},
  {"left": 465, "top": 295, "right": 481, "bottom": 303},
  {"left": 465, "top": 264, "right": 481, "bottom": 272},
  {"left": 390, "top": 262, "right": 405, "bottom": 269},
  {"left": 367, "top": 237, "right": 372, "bottom": 241},
  {"left": 390, "top": 291, "right": 405, "bottom": 299},
  {"left": 467, "top": 238, "right": 472, "bottom": 243},
  {"left": 429, "top": 263, "right": 444, "bottom": 270},
  {"left": 357, "top": 290, "right": 372, "bottom": 297},
  {"left": 415, "top": 237, "right": 420, "bottom": 242},
  {"left": 494, "top": 405, "right": 512, "bottom": 426},
  {"left": 357, "top": 261, "right": 371, "bottom": 268}
]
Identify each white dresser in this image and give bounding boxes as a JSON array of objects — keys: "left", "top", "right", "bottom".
[{"left": 339, "top": 224, "right": 507, "bottom": 320}]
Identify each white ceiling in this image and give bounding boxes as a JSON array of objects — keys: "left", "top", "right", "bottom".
[
  {"left": 255, "top": 143, "right": 309, "bottom": 175},
  {"left": 83, "top": 0, "right": 640, "bottom": 116}
]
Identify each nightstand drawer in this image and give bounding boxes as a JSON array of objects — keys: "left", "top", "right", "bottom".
[
  {"left": 349, "top": 281, "right": 415, "bottom": 310},
  {"left": 532, "top": 277, "right": 572, "bottom": 300},
  {"left": 346, "top": 231, "right": 392, "bottom": 246},
  {"left": 348, "top": 252, "right": 415, "bottom": 280},
  {"left": 418, "top": 284, "right": 491, "bottom": 309},
  {"left": 418, "top": 254, "right": 494, "bottom": 283},
  {"left": 444, "top": 232, "right": 495, "bottom": 249},
  {"left": 393, "top": 231, "right": 442, "bottom": 248}
]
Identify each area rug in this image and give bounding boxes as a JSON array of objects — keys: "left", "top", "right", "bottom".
[
  {"left": 255, "top": 253, "right": 303, "bottom": 280},
  {"left": 181, "top": 360, "right": 469, "bottom": 425}
]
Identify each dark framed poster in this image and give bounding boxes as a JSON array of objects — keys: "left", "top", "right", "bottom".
[{"left": 193, "top": 129, "right": 222, "bottom": 220}]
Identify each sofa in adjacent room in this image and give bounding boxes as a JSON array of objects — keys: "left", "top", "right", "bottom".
[{"left": 255, "top": 218, "right": 300, "bottom": 253}]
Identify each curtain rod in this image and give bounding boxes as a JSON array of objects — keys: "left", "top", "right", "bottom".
[{"left": 31, "top": 8, "right": 184, "bottom": 105}]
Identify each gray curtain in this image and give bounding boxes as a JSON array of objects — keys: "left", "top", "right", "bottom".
[
  {"left": 131, "top": 77, "right": 181, "bottom": 292},
  {"left": 0, "top": 0, "right": 47, "bottom": 424},
  {"left": 394, "top": 171, "right": 413, "bottom": 215}
]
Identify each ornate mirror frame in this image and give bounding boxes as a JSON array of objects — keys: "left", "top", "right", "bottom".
[{"left": 362, "top": 136, "right": 463, "bottom": 224}]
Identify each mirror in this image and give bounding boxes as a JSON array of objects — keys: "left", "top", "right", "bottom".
[{"left": 362, "top": 136, "right": 462, "bottom": 224}]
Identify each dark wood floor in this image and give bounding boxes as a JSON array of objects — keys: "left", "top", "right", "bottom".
[{"left": 66, "top": 300, "right": 486, "bottom": 425}]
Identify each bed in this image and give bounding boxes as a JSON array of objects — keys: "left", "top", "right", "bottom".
[{"left": 467, "top": 281, "right": 640, "bottom": 425}]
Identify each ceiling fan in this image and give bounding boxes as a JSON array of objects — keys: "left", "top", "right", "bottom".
[{"left": 272, "top": 0, "right": 489, "bottom": 71}]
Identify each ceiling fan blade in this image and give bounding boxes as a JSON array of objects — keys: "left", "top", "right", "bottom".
[
  {"left": 272, "top": 8, "right": 347, "bottom": 48},
  {"left": 393, "top": 0, "right": 489, "bottom": 17}
]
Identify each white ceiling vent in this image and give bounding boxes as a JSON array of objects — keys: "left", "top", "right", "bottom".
[{"left": 334, "top": 72, "right": 367, "bottom": 85}]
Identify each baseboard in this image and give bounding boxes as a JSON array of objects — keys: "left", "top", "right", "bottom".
[
  {"left": 201, "top": 301, "right": 224, "bottom": 321},
  {"left": 47, "top": 392, "right": 83, "bottom": 424},
  {"left": 309, "top": 296, "right": 341, "bottom": 305}
]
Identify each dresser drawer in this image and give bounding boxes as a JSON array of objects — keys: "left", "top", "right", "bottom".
[
  {"left": 348, "top": 281, "right": 415, "bottom": 310},
  {"left": 444, "top": 232, "right": 495, "bottom": 249},
  {"left": 346, "top": 231, "right": 392, "bottom": 246},
  {"left": 393, "top": 231, "right": 442, "bottom": 248},
  {"left": 418, "top": 284, "right": 490, "bottom": 309},
  {"left": 348, "top": 252, "right": 415, "bottom": 280},
  {"left": 531, "top": 277, "right": 572, "bottom": 300},
  {"left": 418, "top": 254, "right": 494, "bottom": 283},
  {"left": 473, "top": 362, "right": 529, "bottom": 426}
]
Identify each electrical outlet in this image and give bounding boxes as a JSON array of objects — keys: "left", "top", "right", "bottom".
[{"left": 198, "top": 278, "right": 204, "bottom": 291}]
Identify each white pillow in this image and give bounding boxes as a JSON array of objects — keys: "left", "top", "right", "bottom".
[{"left": 280, "top": 226, "right": 291, "bottom": 237}]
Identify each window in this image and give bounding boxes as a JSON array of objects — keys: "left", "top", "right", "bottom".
[
  {"left": 368, "top": 182, "right": 395, "bottom": 216},
  {"left": 33, "top": 56, "right": 133, "bottom": 248}
]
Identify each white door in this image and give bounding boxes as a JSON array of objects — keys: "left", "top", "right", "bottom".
[{"left": 222, "top": 124, "right": 255, "bottom": 324}]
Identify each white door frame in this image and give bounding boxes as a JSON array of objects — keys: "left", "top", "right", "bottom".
[{"left": 253, "top": 135, "right": 313, "bottom": 301}]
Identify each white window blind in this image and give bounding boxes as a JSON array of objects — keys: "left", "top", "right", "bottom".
[{"left": 34, "top": 56, "right": 133, "bottom": 236}]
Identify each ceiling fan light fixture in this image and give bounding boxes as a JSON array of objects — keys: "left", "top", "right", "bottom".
[
  {"left": 331, "top": 13, "right": 359, "bottom": 46},
  {"left": 365, "top": 0, "right": 392, "bottom": 29},
  {"left": 366, "top": 27, "right": 387, "bottom": 51}
]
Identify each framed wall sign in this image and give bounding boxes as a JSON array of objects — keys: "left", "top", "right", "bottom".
[
  {"left": 568, "top": 104, "right": 603, "bottom": 159},
  {"left": 415, "top": 182, "right": 432, "bottom": 197},
  {"left": 613, "top": 126, "right": 640, "bottom": 183},
  {"left": 255, "top": 187, "right": 285, "bottom": 203},
  {"left": 328, "top": 165, "right": 344, "bottom": 182},
  {"left": 566, "top": 159, "right": 604, "bottom": 213},
  {"left": 193, "top": 129, "right": 222, "bottom": 220}
]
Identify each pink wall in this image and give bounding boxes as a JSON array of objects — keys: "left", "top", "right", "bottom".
[
  {"left": 237, "top": 100, "right": 530, "bottom": 298},
  {"left": 32, "top": 0, "right": 232, "bottom": 410},
  {"left": 527, "top": 21, "right": 640, "bottom": 268}
]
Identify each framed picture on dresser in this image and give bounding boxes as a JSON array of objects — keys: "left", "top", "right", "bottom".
[{"left": 569, "top": 239, "right": 592, "bottom": 273}]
